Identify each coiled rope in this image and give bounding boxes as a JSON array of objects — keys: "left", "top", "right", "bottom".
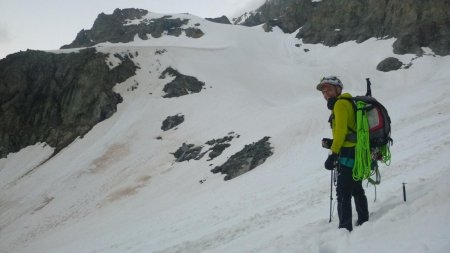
[{"left": 353, "top": 101, "right": 372, "bottom": 181}]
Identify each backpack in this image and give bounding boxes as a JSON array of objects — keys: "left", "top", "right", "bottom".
[
  {"left": 345, "top": 95, "right": 393, "bottom": 148},
  {"left": 343, "top": 79, "right": 393, "bottom": 184}
]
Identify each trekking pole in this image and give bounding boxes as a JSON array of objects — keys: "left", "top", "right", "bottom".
[
  {"left": 329, "top": 170, "right": 334, "bottom": 223},
  {"left": 374, "top": 185, "right": 377, "bottom": 202},
  {"left": 402, "top": 183, "right": 407, "bottom": 202}
]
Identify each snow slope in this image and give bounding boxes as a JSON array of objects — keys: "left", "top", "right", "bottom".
[{"left": 1, "top": 12, "right": 450, "bottom": 253}]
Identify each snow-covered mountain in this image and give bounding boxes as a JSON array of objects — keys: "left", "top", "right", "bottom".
[{"left": 1, "top": 9, "right": 450, "bottom": 253}]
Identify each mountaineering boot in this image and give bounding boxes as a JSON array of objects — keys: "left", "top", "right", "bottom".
[{"left": 354, "top": 193, "right": 369, "bottom": 226}]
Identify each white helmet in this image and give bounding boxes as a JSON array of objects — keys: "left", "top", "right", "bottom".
[{"left": 316, "top": 76, "right": 343, "bottom": 91}]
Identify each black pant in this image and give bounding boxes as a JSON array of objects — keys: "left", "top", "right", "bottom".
[{"left": 336, "top": 148, "right": 369, "bottom": 231}]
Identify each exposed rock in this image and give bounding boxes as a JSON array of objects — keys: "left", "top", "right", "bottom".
[
  {"left": 184, "top": 27, "right": 205, "bottom": 38},
  {"left": 236, "top": 0, "right": 450, "bottom": 56},
  {"left": 235, "top": 1, "right": 315, "bottom": 33},
  {"left": 205, "top": 15, "right": 232, "bottom": 24},
  {"left": 161, "top": 114, "right": 185, "bottom": 131},
  {"left": 172, "top": 133, "right": 238, "bottom": 163},
  {"left": 208, "top": 143, "right": 231, "bottom": 161},
  {"left": 211, "top": 136, "right": 273, "bottom": 181},
  {"left": 61, "top": 8, "right": 204, "bottom": 49},
  {"left": 0, "top": 48, "right": 137, "bottom": 158},
  {"left": 173, "top": 143, "right": 204, "bottom": 162},
  {"left": 205, "top": 133, "right": 239, "bottom": 160},
  {"left": 376, "top": 57, "right": 404, "bottom": 72},
  {"left": 263, "top": 19, "right": 284, "bottom": 32},
  {"left": 160, "top": 67, "right": 205, "bottom": 98}
]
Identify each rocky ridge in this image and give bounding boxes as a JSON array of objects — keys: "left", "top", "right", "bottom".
[
  {"left": 62, "top": 8, "right": 204, "bottom": 49},
  {"left": 236, "top": 0, "right": 450, "bottom": 56}
]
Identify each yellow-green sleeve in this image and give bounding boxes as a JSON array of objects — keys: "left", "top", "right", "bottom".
[{"left": 331, "top": 100, "right": 348, "bottom": 154}]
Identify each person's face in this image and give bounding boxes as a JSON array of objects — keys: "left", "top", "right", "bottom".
[{"left": 321, "top": 84, "right": 340, "bottom": 101}]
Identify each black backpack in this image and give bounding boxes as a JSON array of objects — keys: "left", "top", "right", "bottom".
[
  {"left": 343, "top": 79, "right": 393, "bottom": 165},
  {"left": 342, "top": 78, "right": 393, "bottom": 148},
  {"left": 345, "top": 95, "right": 393, "bottom": 148}
]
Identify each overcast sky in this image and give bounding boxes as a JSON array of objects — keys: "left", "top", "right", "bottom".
[{"left": 0, "top": 0, "right": 265, "bottom": 59}]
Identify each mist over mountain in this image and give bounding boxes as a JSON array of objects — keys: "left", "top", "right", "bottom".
[{"left": 1, "top": 3, "right": 450, "bottom": 253}]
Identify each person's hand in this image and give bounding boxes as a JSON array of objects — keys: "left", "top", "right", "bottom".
[
  {"left": 321, "top": 138, "right": 333, "bottom": 149},
  {"left": 324, "top": 153, "right": 339, "bottom": 170}
]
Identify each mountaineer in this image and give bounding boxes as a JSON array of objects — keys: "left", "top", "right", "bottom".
[{"left": 317, "top": 76, "right": 369, "bottom": 231}]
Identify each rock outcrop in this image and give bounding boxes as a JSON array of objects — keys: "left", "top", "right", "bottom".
[
  {"left": 211, "top": 136, "right": 273, "bottom": 181},
  {"left": 159, "top": 67, "right": 206, "bottom": 98},
  {"left": 206, "top": 15, "right": 232, "bottom": 24},
  {"left": 173, "top": 143, "right": 204, "bottom": 162},
  {"left": 161, "top": 114, "right": 185, "bottom": 131},
  {"left": 0, "top": 48, "right": 137, "bottom": 158},
  {"left": 172, "top": 133, "right": 239, "bottom": 163},
  {"left": 61, "top": 8, "right": 204, "bottom": 49},
  {"left": 236, "top": 0, "right": 450, "bottom": 56}
]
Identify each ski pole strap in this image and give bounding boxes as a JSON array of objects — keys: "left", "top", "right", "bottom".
[{"left": 353, "top": 101, "right": 372, "bottom": 181}]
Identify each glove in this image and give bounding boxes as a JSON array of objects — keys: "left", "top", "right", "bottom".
[
  {"left": 321, "top": 138, "right": 333, "bottom": 149},
  {"left": 324, "top": 153, "right": 339, "bottom": 170}
]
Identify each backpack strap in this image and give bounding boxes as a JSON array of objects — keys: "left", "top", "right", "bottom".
[{"left": 337, "top": 97, "right": 358, "bottom": 142}]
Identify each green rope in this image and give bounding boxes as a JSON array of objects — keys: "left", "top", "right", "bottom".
[
  {"left": 353, "top": 101, "right": 372, "bottom": 181},
  {"left": 380, "top": 144, "right": 392, "bottom": 166}
]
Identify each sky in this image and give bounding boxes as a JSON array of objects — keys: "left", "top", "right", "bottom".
[{"left": 0, "top": 0, "right": 265, "bottom": 59}]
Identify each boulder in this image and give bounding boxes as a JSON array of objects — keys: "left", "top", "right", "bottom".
[{"left": 376, "top": 57, "right": 403, "bottom": 72}]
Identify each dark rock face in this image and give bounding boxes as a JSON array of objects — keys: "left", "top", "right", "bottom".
[
  {"left": 211, "top": 136, "right": 273, "bottom": 181},
  {"left": 161, "top": 114, "right": 185, "bottom": 131},
  {"left": 61, "top": 8, "right": 204, "bottom": 49},
  {"left": 0, "top": 48, "right": 137, "bottom": 158},
  {"left": 172, "top": 133, "right": 238, "bottom": 162},
  {"left": 377, "top": 57, "right": 404, "bottom": 72},
  {"left": 160, "top": 67, "right": 205, "bottom": 98},
  {"left": 263, "top": 19, "right": 284, "bottom": 32},
  {"left": 237, "top": 0, "right": 450, "bottom": 56},
  {"left": 184, "top": 27, "right": 205, "bottom": 38},
  {"left": 205, "top": 15, "right": 232, "bottom": 24},
  {"left": 234, "top": 0, "right": 316, "bottom": 33},
  {"left": 173, "top": 143, "right": 204, "bottom": 162},
  {"left": 204, "top": 133, "right": 238, "bottom": 160}
]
